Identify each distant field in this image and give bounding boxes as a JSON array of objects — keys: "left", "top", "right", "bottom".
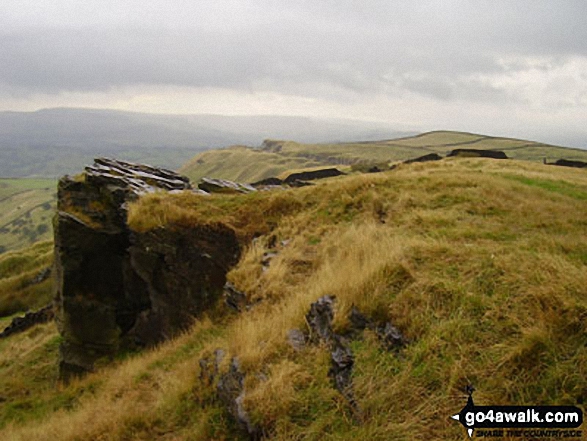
[
  {"left": 0, "top": 179, "right": 56, "bottom": 254},
  {"left": 181, "top": 130, "right": 587, "bottom": 182}
]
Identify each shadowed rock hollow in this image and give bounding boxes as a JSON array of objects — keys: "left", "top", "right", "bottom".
[{"left": 54, "top": 158, "right": 240, "bottom": 380}]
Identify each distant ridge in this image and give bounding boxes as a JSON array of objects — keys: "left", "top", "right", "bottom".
[
  {"left": 180, "top": 130, "right": 587, "bottom": 183},
  {"left": 0, "top": 108, "right": 411, "bottom": 177}
]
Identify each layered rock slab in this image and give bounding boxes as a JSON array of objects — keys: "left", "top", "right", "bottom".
[{"left": 54, "top": 158, "right": 240, "bottom": 380}]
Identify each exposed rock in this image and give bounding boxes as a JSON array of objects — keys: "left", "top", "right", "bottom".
[
  {"left": 305, "top": 296, "right": 357, "bottom": 411},
  {"left": 287, "top": 180, "right": 313, "bottom": 187},
  {"left": 305, "top": 295, "right": 335, "bottom": 344},
  {"left": 217, "top": 358, "right": 260, "bottom": 439},
  {"left": 349, "top": 306, "right": 406, "bottom": 351},
  {"left": 403, "top": 153, "right": 442, "bottom": 164},
  {"left": 330, "top": 335, "right": 356, "bottom": 408},
  {"left": 284, "top": 168, "right": 345, "bottom": 184},
  {"left": 198, "top": 177, "right": 257, "bottom": 194},
  {"left": 375, "top": 322, "right": 406, "bottom": 350},
  {"left": 87, "top": 157, "right": 191, "bottom": 193},
  {"left": 127, "top": 224, "right": 240, "bottom": 345},
  {"left": 199, "top": 348, "right": 226, "bottom": 385},
  {"left": 224, "top": 282, "right": 247, "bottom": 312},
  {"left": 367, "top": 165, "right": 382, "bottom": 173},
  {"left": 54, "top": 158, "right": 240, "bottom": 380},
  {"left": 250, "top": 177, "right": 283, "bottom": 187},
  {"left": 0, "top": 304, "right": 54, "bottom": 338},
  {"left": 287, "top": 329, "right": 306, "bottom": 351},
  {"left": 551, "top": 159, "right": 587, "bottom": 169},
  {"left": 447, "top": 149, "right": 508, "bottom": 159}
]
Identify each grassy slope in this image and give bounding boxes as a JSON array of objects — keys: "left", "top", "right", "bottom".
[
  {"left": 0, "top": 241, "right": 53, "bottom": 316},
  {"left": 0, "top": 179, "right": 56, "bottom": 254},
  {"left": 180, "top": 131, "right": 587, "bottom": 183},
  {"left": 2, "top": 158, "right": 587, "bottom": 440}
]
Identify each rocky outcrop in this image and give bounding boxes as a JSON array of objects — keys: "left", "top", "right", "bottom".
[
  {"left": 551, "top": 159, "right": 587, "bottom": 169},
  {"left": 403, "top": 153, "right": 442, "bottom": 164},
  {"left": 447, "top": 149, "right": 508, "bottom": 159},
  {"left": 54, "top": 158, "right": 240, "bottom": 380},
  {"left": 0, "top": 304, "right": 54, "bottom": 338},
  {"left": 198, "top": 177, "right": 257, "bottom": 194},
  {"left": 250, "top": 177, "right": 283, "bottom": 187},
  {"left": 284, "top": 168, "right": 344, "bottom": 184}
]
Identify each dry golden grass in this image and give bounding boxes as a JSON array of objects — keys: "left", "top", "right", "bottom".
[{"left": 2, "top": 158, "right": 587, "bottom": 440}]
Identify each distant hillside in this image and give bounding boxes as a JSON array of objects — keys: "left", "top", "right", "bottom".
[
  {"left": 0, "top": 108, "right": 411, "bottom": 177},
  {"left": 181, "top": 130, "right": 587, "bottom": 182},
  {"left": 0, "top": 179, "right": 55, "bottom": 254}
]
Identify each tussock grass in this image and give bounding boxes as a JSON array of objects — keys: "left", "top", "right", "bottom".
[{"left": 2, "top": 158, "right": 587, "bottom": 439}]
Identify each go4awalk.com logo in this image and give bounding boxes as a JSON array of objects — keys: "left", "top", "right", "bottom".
[{"left": 451, "top": 389, "right": 583, "bottom": 439}]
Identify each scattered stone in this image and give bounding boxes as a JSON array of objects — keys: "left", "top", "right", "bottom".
[
  {"left": 305, "top": 295, "right": 335, "bottom": 344},
  {"left": 375, "top": 322, "right": 406, "bottom": 351},
  {"left": 224, "top": 282, "right": 247, "bottom": 312},
  {"left": 447, "top": 149, "right": 508, "bottom": 159},
  {"left": 198, "top": 177, "right": 257, "bottom": 194},
  {"left": 349, "top": 306, "right": 370, "bottom": 332},
  {"left": 349, "top": 306, "right": 406, "bottom": 351},
  {"left": 287, "top": 329, "right": 306, "bottom": 351},
  {"left": 199, "top": 348, "right": 225, "bottom": 385},
  {"left": 403, "top": 153, "right": 442, "bottom": 164},
  {"left": 551, "top": 159, "right": 587, "bottom": 169},
  {"left": 330, "top": 335, "right": 356, "bottom": 408},
  {"left": 217, "top": 358, "right": 260, "bottom": 439},
  {"left": 0, "top": 304, "right": 54, "bottom": 339},
  {"left": 305, "top": 296, "right": 358, "bottom": 412}
]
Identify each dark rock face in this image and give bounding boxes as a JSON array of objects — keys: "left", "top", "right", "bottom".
[
  {"left": 551, "top": 159, "right": 587, "bottom": 169},
  {"left": 250, "top": 177, "right": 283, "bottom": 187},
  {"left": 54, "top": 158, "right": 240, "bottom": 380},
  {"left": 0, "top": 304, "right": 54, "bottom": 338},
  {"left": 284, "top": 168, "right": 344, "bottom": 184},
  {"left": 447, "top": 149, "right": 508, "bottom": 159},
  {"left": 403, "top": 153, "right": 443, "bottom": 164}
]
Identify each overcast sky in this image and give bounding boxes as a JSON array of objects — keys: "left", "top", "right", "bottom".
[{"left": 1, "top": 1, "right": 586, "bottom": 146}]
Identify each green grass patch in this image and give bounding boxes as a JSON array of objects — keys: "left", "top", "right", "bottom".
[{"left": 503, "top": 174, "right": 587, "bottom": 200}]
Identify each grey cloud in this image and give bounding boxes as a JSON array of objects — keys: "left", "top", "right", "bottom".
[{"left": 0, "top": 0, "right": 586, "bottom": 103}]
